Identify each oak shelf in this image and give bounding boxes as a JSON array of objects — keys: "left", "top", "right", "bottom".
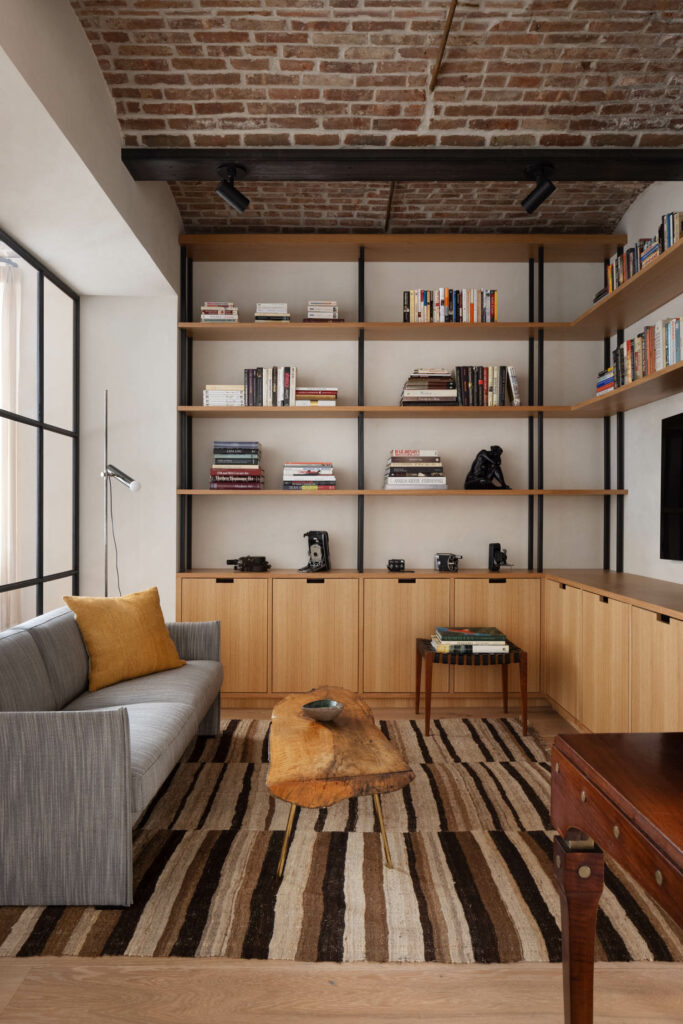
[
  {"left": 178, "top": 488, "right": 626, "bottom": 497},
  {"left": 180, "top": 320, "right": 594, "bottom": 342},
  {"left": 571, "top": 361, "right": 683, "bottom": 417},
  {"left": 179, "top": 404, "right": 570, "bottom": 419},
  {"left": 180, "top": 232, "right": 625, "bottom": 264}
]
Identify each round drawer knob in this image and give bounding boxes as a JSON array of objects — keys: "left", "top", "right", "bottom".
[{"left": 578, "top": 865, "right": 592, "bottom": 879}]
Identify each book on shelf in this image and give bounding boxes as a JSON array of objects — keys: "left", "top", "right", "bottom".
[
  {"left": 295, "top": 386, "right": 338, "bottom": 407},
  {"left": 210, "top": 441, "right": 263, "bottom": 489},
  {"left": 305, "top": 300, "right": 340, "bottom": 321},
  {"left": 242, "top": 366, "right": 297, "bottom": 406},
  {"left": 282, "top": 460, "right": 336, "bottom": 490},
  {"left": 435, "top": 626, "right": 507, "bottom": 643},
  {"left": 430, "top": 634, "right": 510, "bottom": 654},
  {"left": 384, "top": 449, "right": 446, "bottom": 489},
  {"left": 254, "top": 302, "right": 290, "bottom": 322},
  {"left": 200, "top": 301, "right": 238, "bottom": 322},
  {"left": 402, "top": 288, "right": 498, "bottom": 323},
  {"left": 601, "top": 212, "right": 682, "bottom": 298},
  {"left": 399, "top": 366, "right": 520, "bottom": 406},
  {"left": 605, "top": 317, "right": 681, "bottom": 391},
  {"left": 203, "top": 384, "right": 245, "bottom": 407}
]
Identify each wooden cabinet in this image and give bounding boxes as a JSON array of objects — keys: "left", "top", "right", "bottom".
[
  {"left": 272, "top": 578, "right": 359, "bottom": 693},
  {"left": 451, "top": 578, "right": 540, "bottom": 694},
  {"left": 542, "top": 579, "right": 582, "bottom": 719},
  {"left": 631, "top": 607, "right": 683, "bottom": 731},
  {"left": 363, "top": 578, "right": 450, "bottom": 694},
  {"left": 580, "top": 591, "right": 630, "bottom": 732},
  {"left": 180, "top": 577, "right": 269, "bottom": 695}
]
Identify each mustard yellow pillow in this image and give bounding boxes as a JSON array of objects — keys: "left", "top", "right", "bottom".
[{"left": 64, "top": 587, "right": 185, "bottom": 691}]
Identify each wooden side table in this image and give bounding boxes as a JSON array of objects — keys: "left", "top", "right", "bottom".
[
  {"left": 551, "top": 732, "right": 683, "bottom": 1024},
  {"left": 415, "top": 637, "right": 528, "bottom": 737}
]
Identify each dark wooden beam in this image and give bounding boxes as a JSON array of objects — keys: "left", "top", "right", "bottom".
[
  {"left": 122, "top": 147, "right": 683, "bottom": 182},
  {"left": 430, "top": 0, "right": 458, "bottom": 92}
]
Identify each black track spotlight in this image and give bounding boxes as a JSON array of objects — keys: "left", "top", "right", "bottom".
[
  {"left": 216, "top": 164, "right": 249, "bottom": 213},
  {"left": 521, "top": 163, "right": 556, "bottom": 214}
]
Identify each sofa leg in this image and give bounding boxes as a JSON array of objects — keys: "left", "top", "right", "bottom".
[{"left": 198, "top": 694, "right": 221, "bottom": 736}]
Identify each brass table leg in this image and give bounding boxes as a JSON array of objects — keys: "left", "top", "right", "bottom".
[
  {"left": 277, "top": 803, "right": 297, "bottom": 878},
  {"left": 373, "top": 793, "right": 393, "bottom": 869}
]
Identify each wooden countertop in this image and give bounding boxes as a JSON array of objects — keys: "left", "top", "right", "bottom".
[{"left": 178, "top": 567, "right": 683, "bottom": 618}]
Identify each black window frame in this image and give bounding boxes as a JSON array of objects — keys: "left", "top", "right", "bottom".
[{"left": 0, "top": 227, "right": 79, "bottom": 616}]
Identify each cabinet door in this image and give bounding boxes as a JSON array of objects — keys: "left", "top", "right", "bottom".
[
  {"left": 542, "top": 579, "right": 581, "bottom": 718},
  {"left": 272, "top": 579, "right": 359, "bottom": 693},
  {"left": 631, "top": 607, "right": 683, "bottom": 731},
  {"left": 181, "top": 578, "right": 269, "bottom": 694},
  {"left": 451, "top": 579, "right": 540, "bottom": 694},
  {"left": 363, "top": 579, "right": 450, "bottom": 694},
  {"left": 580, "top": 591, "right": 630, "bottom": 732}
]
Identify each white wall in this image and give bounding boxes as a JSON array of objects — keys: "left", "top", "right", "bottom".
[
  {"left": 79, "top": 297, "right": 178, "bottom": 616},
  {"left": 615, "top": 182, "right": 683, "bottom": 584},
  {"left": 191, "top": 257, "right": 606, "bottom": 571}
]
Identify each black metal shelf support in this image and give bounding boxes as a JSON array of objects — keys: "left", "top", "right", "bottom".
[
  {"left": 179, "top": 243, "right": 190, "bottom": 572},
  {"left": 357, "top": 246, "right": 365, "bottom": 572},
  {"left": 616, "top": 324, "right": 625, "bottom": 573},
  {"left": 536, "top": 247, "right": 544, "bottom": 573},
  {"left": 603, "top": 335, "right": 612, "bottom": 570},
  {"left": 527, "top": 257, "right": 535, "bottom": 570}
]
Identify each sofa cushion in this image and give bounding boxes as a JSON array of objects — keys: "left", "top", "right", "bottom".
[
  {"left": 15, "top": 607, "right": 89, "bottom": 708},
  {"left": 64, "top": 588, "right": 185, "bottom": 691},
  {"left": 124, "top": 702, "right": 197, "bottom": 818},
  {"left": 0, "top": 628, "right": 58, "bottom": 711},
  {"left": 64, "top": 660, "right": 221, "bottom": 726}
]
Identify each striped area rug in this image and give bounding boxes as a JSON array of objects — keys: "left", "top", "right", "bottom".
[{"left": 1, "top": 717, "right": 682, "bottom": 962}]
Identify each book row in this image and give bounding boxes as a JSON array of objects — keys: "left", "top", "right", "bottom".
[
  {"left": 400, "top": 366, "right": 520, "bottom": 406},
  {"left": 402, "top": 288, "right": 498, "bottom": 323},
  {"left": 596, "top": 210, "right": 683, "bottom": 300},
  {"left": 199, "top": 300, "right": 343, "bottom": 323},
  {"left": 597, "top": 317, "right": 682, "bottom": 393}
]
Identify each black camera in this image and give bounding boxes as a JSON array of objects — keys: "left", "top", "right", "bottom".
[
  {"left": 387, "top": 559, "right": 405, "bottom": 572},
  {"left": 226, "top": 555, "right": 271, "bottom": 572},
  {"left": 434, "top": 553, "right": 462, "bottom": 572}
]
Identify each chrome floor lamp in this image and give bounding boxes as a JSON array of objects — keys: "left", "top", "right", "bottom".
[{"left": 102, "top": 389, "right": 140, "bottom": 597}]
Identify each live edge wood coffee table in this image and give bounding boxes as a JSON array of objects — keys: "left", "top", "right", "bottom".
[
  {"left": 415, "top": 637, "right": 528, "bottom": 738},
  {"left": 267, "top": 686, "right": 414, "bottom": 878},
  {"left": 551, "top": 732, "right": 683, "bottom": 1024}
]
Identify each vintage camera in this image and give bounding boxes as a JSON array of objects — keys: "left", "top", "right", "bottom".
[
  {"left": 488, "top": 542, "right": 511, "bottom": 572},
  {"left": 387, "top": 559, "right": 405, "bottom": 572},
  {"left": 299, "top": 530, "right": 331, "bottom": 573},
  {"left": 225, "top": 555, "right": 271, "bottom": 572},
  {"left": 434, "top": 553, "right": 462, "bottom": 572}
]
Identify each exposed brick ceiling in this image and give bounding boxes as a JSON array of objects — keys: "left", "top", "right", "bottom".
[{"left": 70, "top": 0, "right": 681, "bottom": 232}]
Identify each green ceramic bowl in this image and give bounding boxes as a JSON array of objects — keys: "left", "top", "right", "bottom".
[{"left": 302, "top": 698, "right": 344, "bottom": 722}]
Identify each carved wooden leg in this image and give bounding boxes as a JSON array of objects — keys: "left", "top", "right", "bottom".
[
  {"left": 415, "top": 647, "right": 422, "bottom": 715},
  {"left": 501, "top": 661, "right": 509, "bottom": 714},
  {"left": 553, "top": 835, "right": 604, "bottom": 1024},
  {"left": 519, "top": 650, "right": 528, "bottom": 735},
  {"left": 424, "top": 654, "right": 434, "bottom": 737}
]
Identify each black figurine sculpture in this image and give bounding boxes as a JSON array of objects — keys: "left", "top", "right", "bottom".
[{"left": 464, "top": 445, "right": 510, "bottom": 489}]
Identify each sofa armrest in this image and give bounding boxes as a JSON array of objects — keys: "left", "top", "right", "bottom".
[
  {"left": 167, "top": 620, "right": 220, "bottom": 662},
  {"left": 0, "top": 708, "right": 133, "bottom": 906}
]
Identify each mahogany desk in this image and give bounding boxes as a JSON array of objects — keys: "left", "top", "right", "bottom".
[{"left": 550, "top": 732, "right": 683, "bottom": 1024}]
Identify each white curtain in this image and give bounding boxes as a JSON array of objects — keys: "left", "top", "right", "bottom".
[{"left": 0, "top": 263, "right": 22, "bottom": 629}]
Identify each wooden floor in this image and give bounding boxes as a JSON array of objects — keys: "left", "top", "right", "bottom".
[{"left": 2, "top": 706, "right": 681, "bottom": 1024}]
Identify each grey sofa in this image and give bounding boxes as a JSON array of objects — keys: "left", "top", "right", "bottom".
[{"left": 0, "top": 607, "right": 222, "bottom": 907}]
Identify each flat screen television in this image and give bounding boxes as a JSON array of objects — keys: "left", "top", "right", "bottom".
[{"left": 660, "top": 411, "right": 683, "bottom": 560}]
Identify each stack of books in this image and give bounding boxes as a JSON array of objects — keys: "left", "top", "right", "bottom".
[
  {"left": 282, "top": 462, "right": 336, "bottom": 491},
  {"left": 603, "top": 211, "right": 682, "bottom": 296},
  {"left": 595, "top": 367, "right": 615, "bottom": 396},
  {"left": 243, "top": 366, "right": 297, "bottom": 406},
  {"left": 608, "top": 317, "right": 682, "bottom": 388},
  {"left": 210, "top": 441, "right": 263, "bottom": 490},
  {"left": 255, "top": 303, "right": 290, "bottom": 322},
  {"left": 304, "top": 300, "right": 341, "bottom": 322},
  {"left": 295, "top": 386, "right": 338, "bottom": 407},
  {"left": 200, "top": 301, "right": 238, "bottom": 322},
  {"left": 402, "top": 288, "right": 498, "bottom": 323},
  {"left": 661, "top": 211, "right": 683, "bottom": 251},
  {"left": 400, "top": 369, "right": 457, "bottom": 405},
  {"left": 431, "top": 626, "right": 509, "bottom": 654},
  {"left": 202, "top": 384, "right": 244, "bottom": 407},
  {"left": 453, "top": 365, "right": 520, "bottom": 406},
  {"left": 384, "top": 449, "right": 447, "bottom": 489}
]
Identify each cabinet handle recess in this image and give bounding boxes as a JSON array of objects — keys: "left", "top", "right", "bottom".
[
  {"left": 489, "top": 578, "right": 507, "bottom": 584},
  {"left": 657, "top": 613, "right": 670, "bottom": 624},
  {"left": 599, "top": 595, "right": 608, "bottom": 603},
  {"left": 216, "top": 578, "right": 234, "bottom": 584},
  {"left": 398, "top": 578, "right": 416, "bottom": 583},
  {"left": 559, "top": 583, "right": 566, "bottom": 590},
  {"left": 307, "top": 578, "right": 325, "bottom": 584}
]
